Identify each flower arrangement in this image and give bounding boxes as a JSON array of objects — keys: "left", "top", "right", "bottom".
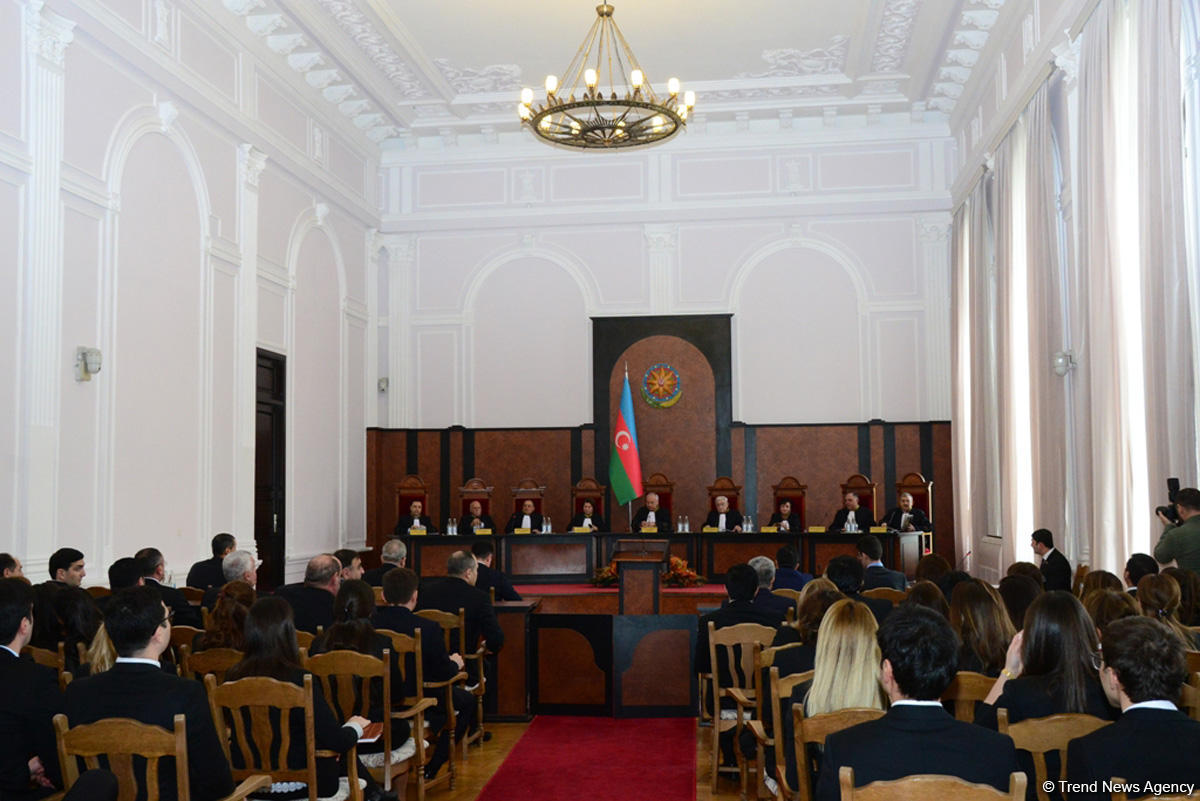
[
  {"left": 662, "top": 556, "right": 704, "bottom": 588},
  {"left": 591, "top": 561, "right": 618, "bottom": 587}
]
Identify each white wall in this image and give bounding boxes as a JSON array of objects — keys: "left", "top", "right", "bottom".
[
  {"left": 378, "top": 130, "right": 955, "bottom": 429},
  {"left": 2, "top": 0, "right": 378, "bottom": 582}
]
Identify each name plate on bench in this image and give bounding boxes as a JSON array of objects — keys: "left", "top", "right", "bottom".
[
  {"left": 408, "top": 527, "right": 427, "bottom": 536},
  {"left": 808, "top": 526, "right": 827, "bottom": 533},
  {"left": 474, "top": 528, "right": 492, "bottom": 535},
  {"left": 572, "top": 526, "right": 591, "bottom": 533},
  {"left": 640, "top": 525, "right": 659, "bottom": 534},
  {"left": 760, "top": 526, "right": 779, "bottom": 533},
  {"left": 702, "top": 526, "right": 720, "bottom": 533},
  {"left": 512, "top": 528, "right": 532, "bottom": 534},
  {"left": 869, "top": 526, "right": 888, "bottom": 533}
]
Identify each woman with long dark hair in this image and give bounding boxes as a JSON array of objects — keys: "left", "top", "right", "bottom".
[
  {"left": 949, "top": 579, "right": 1015, "bottom": 676},
  {"left": 226, "top": 597, "right": 373, "bottom": 800},
  {"left": 53, "top": 587, "right": 102, "bottom": 676}
]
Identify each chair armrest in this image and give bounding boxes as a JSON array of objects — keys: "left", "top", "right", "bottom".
[
  {"left": 221, "top": 775, "right": 273, "bottom": 801},
  {"left": 746, "top": 720, "right": 769, "bottom": 746},
  {"left": 423, "top": 671, "right": 469, "bottom": 689},
  {"left": 727, "top": 688, "right": 755, "bottom": 708},
  {"left": 392, "top": 698, "right": 438, "bottom": 718}
]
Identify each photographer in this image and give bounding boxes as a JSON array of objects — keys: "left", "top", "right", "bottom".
[{"left": 1154, "top": 487, "right": 1200, "bottom": 572}]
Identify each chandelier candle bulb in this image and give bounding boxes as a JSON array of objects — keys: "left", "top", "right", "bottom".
[
  {"left": 584, "top": 68, "right": 598, "bottom": 89},
  {"left": 667, "top": 77, "right": 680, "bottom": 96},
  {"left": 521, "top": 87, "right": 533, "bottom": 105},
  {"left": 684, "top": 90, "right": 696, "bottom": 107},
  {"left": 545, "top": 74, "right": 558, "bottom": 94},
  {"left": 631, "top": 69, "right": 644, "bottom": 89}
]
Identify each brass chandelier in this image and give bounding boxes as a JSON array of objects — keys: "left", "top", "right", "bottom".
[{"left": 518, "top": 4, "right": 695, "bottom": 150}]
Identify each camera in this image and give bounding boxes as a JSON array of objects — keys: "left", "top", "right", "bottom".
[{"left": 1156, "top": 477, "right": 1181, "bottom": 524}]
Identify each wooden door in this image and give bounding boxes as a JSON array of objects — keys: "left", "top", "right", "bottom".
[{"left": 255, "top": 350, "right": 286, "bottom": 590}]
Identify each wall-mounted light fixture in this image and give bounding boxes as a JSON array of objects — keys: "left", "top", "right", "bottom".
[
  {"left": 1052, "top": 350, "right": 1077, "bottom": 377},
  {"left": 75, "top": 347, "right": 102, "bottom": 382},
  {"left": 377, "top": 377, "right": 389, "bottom": 393}
]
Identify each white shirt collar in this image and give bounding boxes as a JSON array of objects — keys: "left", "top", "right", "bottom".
[
  {"left": 1125, "top": 700, "right": 1178, "bottom": 712},
  {"left": 116, "top": 657, "right": 162, "bottom": 667},
  {"left": 0, "top": 645, "right": 19, "bottom": 658},
  {"left": 891, "top": 699, "right": 945, "bottom": 707},
  {"left": 868, "top": 561, "right": 884, "bottom": 568}
]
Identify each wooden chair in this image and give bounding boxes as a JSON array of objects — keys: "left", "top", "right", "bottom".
[
  {"left": 1072, "top": 564, "right": 1089, "bottom": 597},
  {"left": 1111, "top": 778, "right": 1193, "bottom": 801},
  {"left": 179, "top": 644, "right": 242, "bottom": 684},
  {"left": 510, "top": 478, "right": 546, "bottom": 517},
  {"left": 457, "top": 477, "right": 494, "bottom": 520},
  {"left": 734, "top": 644, "right": 806, "bottom": 800},
  {"left": 745, "top": 662, "right": 812, "bottom": 801},
  {"left": 706, "top": 621, "right": 777, "bottom": 792},
  {"left": 997, "top": 709, "right": 1111, "bottom": 801},
  {"left": 895, "top": 472, "right": 933, "bottom": 554},
  {"left": 167, "top": 626, "right": 203, "bottom": 665},
  {"left": 570, "top": 477, "right": 607, "bottom": 526},
  {"left": 772, "top": 476, "right": 809, "bottom": 532},
  {"left": 1179, "top": 672, "right": 1200, "bottom": 721},
  {"left": 295, "top": 630, "right": 315, "bottom": 650},
  {"left": 86, "top": 585, "right": 111, "bottom": 599},
  {"left": 201, "top": 608, "right": 211, "bottom": 631},
  {"left": 394, "top": 474, "right": 430, "bottom": 529},
  {"left": 941, "top": 671, "right": 997, "bottom": 723},
  {"left": 706, "top": 476, "right": 744, "bottom": 514},
  {"left": 53, "top": 712, "right": 271, "bottom": 801},
  {"left": 23, "top": 643, "right": 68, "bottom": 689},
  {"left": 794, "top": 707, "right": 886, "bottom": 801},
  {"left": 641, "top": 472, "right": 676, "bottom": 530},
  {"left": 206, "top": 673, "right": 365, "bottom": 801},
  {"left": 840, "top": 474, "right": 878, "bottom": 522},
  {"left": 861, "top": 587, "right": 906, "bottom": 605},
  {"left": 303, "top": 649, "right": 425, "bottom": 794},
  {"left": 838, "top": 765, "right": 1026, "bottom": 801},
  {"left": 180, "top": 586, "right": 204, "bottom": 605},
  {"left": 415, "top": 608, "right": 487, "bottom": 764},
  {"left": 376, "top": 628, "right": 464, "bottom": 800},
  {"left": 1186, "top": 650, "right": 1200, "bottom": 674}
]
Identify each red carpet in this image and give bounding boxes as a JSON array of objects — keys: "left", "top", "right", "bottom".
[{"left": 475, "top": 716, "right": 696, "bottom": 801}]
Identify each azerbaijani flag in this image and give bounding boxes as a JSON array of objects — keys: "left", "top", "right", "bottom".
[{"left": 609, "top": 368, "right": 644, "bottom": 505}]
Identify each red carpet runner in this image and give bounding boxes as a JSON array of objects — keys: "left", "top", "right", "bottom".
[{"left": 475, "top": 716, "right": 696, "bottom": 801}]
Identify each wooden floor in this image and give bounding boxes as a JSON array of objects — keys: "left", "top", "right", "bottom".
[{"left": 428, "top": 719, "right": 743, "bottom": 801}]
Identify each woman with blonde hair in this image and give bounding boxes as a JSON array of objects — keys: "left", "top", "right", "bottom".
[
  {"left": 1137, "top": 573, "right": 1200, "bottom": 648},
  {"left": 804, "top": 598, "right": 886, "bottom": 715}
]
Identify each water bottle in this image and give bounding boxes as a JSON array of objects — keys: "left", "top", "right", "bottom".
[
  {"left": 745, "top": 516, "right": 753, "bottom": 533},
  {"left": 683, "top": 515, "right": 690, "bottom": 533},
  {"left": 449, "top": 518, "right": 457, "bottom": 535}
]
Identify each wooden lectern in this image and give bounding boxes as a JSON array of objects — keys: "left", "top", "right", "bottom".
[{"left": 612, "top": 539, "right": 669, "bottom": 614}]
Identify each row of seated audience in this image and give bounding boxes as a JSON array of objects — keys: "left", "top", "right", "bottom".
[
  {"left": 694, "top": 534, "right": 1200, "bottom": 800},
  {"left": 0, "top": 533, "right": 523, "bottom": 801},
  {"left": 392, "top": 489, "right": 935, "bottom": 536}
]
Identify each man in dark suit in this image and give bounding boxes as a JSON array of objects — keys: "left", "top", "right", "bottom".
[
  {"left": 394, "top": 499, "right": 434, "bottom": 537},
  {"left": 186, "top": 533, "right": 235, "bottom": 590},
  {"left": 880, "top": 492, "right": 933, "bottom": 532},
  {"left": 704, "top": 495, "right": 743, "bottom": 532},
  {"left": 694, "top": 564, "right": 780, "bottom": 676},
  {"left": 96, "top": 557, "right": 143, "bottom": 618},
  {"left": 504, "top": 499, "right": 543, "bottom": 534},
  {"left": 46, "top": 547, "right": 87, "bottom": 588},
  {"left": 567, "top": 499, "right": 607, "bottom": 532},
  {"left": 200, "top": 549, "right": 257, "bottom": 612},
  {"left": 1124, "top": 553, "right": 1158, "bottom": 596},
  {"left": 1067, "top": 617, "right": 1200, "bottom": 798},
  {"left": 274, "top": 554, "right": 339, "bottom": 634},
  {"left": 631, "top": 492, "right": 673, "bottom": 533},
  {"left": 748, "top": 555, "right": 794, "bottom": 622},
  {"left": 64, "top": 585, "right": 234, "bottom": 801},
  {"left": 767, "top": 499, "right": 802, "bottom": 532},
  {"left": 471, "top": 541, "right": 521, "bottom": 602},
  {"left": 373, "top": 568, "right": 472, "bottom": 782},
  {"left": 825, "top": 555, "right": 892, "bottom": 623},
  {"left": 461, "top": 500, "right": 496, "bottom": 533},
  {"left": 417, "top": 551, "right": 504, "bottom": 653},
  {"left": 857, "top": 535, "right": 906, "bottom": 591},
  {"left": 815, "top": 606, "right": 1021, "bottom": 801},
  {"left": 135, "top": 547, "right": 201, "bottom": 627},
  {"left": 0, "top": 578, "right": 64, "bottom": 799},
  {"left": 829, "top": 492, "right": 875, "bottom": 533},
  {"left": 1032, "top": 528, "right": 1072, "bottom": 592},
  {"left": 363, "top": 538, "right": 406, "bottom": 587},
  {"left": 773, "top": 545, "right": 811, "bottom": 591}
]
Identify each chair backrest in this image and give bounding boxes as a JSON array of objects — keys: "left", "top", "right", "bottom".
[
  {"left": 206, "top": 674, "right": 319, "bottom": 790},
  {"left": 458, "top": 477, "right": 493, "bottom": 517},
  {"left": 23, "top": 642, "right": 66, "bottom": 674},
  {"left": 795, "top": 707, "right": 886, "bottom": 801},
  {"left": 1186, "top": 650, "right": 1200, "bottom": 675},
  {"left": 394, "top": 474, "right": 429, "bottom": 521},
  {"left": 772, "top": 476, "right": 808, "bottom": 530},
  {"left": 770, "top": 667, "right": 814, "bottom": 798},
  {"left": 294, "top": 630, "right": 315, "bottom": 650},
  {"left": 510, "top": 478, "right": 545, "bottom": 515},
  {"left": 54, "top": 712, "right": 189, "bottom": 801},
  {"left": 861, "top": 587, "right": 907, "bottom": 605},
  {"left": 570, "top": 477, "right": 607, "bottom": 520},
  {"left": 180, "top": 645, "right": 243, "bottom": 684},
  {"left": 1111, "top": 778, "right": 1193, "bottom": 801},
  {"left": 86, "top": 585, "right": 112, "bottom": 599},
  {"left": 179, "top": 586, "right": 204, "bottom": 604},
  {"left": 1072, "top": 564, "right": 1090, "bottom": 597},
  {"left": 706, "top": 476, "right": 743, "bottom": 512},
  {"left": 1180, "top": 673, "right": 1200, "bottom": 721},
  {"left": 894, "top": 472, "right": 932, "bottom": 520},
  {"left": 168, "top": 626, "right": 203, "bottom": 664},
  {"left": 641, "top": 472, "right": 675, "bottom": 521},
  {"left": 772, "top": 588, "right": 802, "bottom": 605},
  {"left": 304, "top": 649, "right": 391, "bottom": 758},
  {"left": 708, "top": 622, "right": 777, "bottom": 699},
  {"left": 839, "top": 765, "right": 1026, "bottom": 801},
  {"left": 417, "top": 608, "right": 467, "bottom": 654},
  {"left": 840, "top": 474, "right": 878, "bottom": 518},
  {"left": 377, "top": 628, "right": 424, "bottom": 703},
  {"left": 940, "top": 671, "right": 998, "bottom": 723},
  {"left": 997, "top": 710, "right": 1111, "bottom": 801}
]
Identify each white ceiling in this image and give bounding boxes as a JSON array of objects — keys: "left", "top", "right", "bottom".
[{"left": 221, "top": 0, "right": 1009, "bottom": 145}]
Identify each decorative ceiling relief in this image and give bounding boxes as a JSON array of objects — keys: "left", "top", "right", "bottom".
[
  {"left": 434, "top": 59, "right": 523, "bottom": 93},
  {"left": 736, "top": 35, "right": 850, "bottom": 78},
  {"left": 314, "top": 0, "right": 429, "bottom": 98},
  {"left": 924, "top": 0, "right": 1009, "bottom": 114},
  {"left": 871, "top": 0, "right": 922, "bottom": 73}
]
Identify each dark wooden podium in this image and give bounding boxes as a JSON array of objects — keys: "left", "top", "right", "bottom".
[{"left": 613, "top": 539, "right": 669, "bottom": 614}]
